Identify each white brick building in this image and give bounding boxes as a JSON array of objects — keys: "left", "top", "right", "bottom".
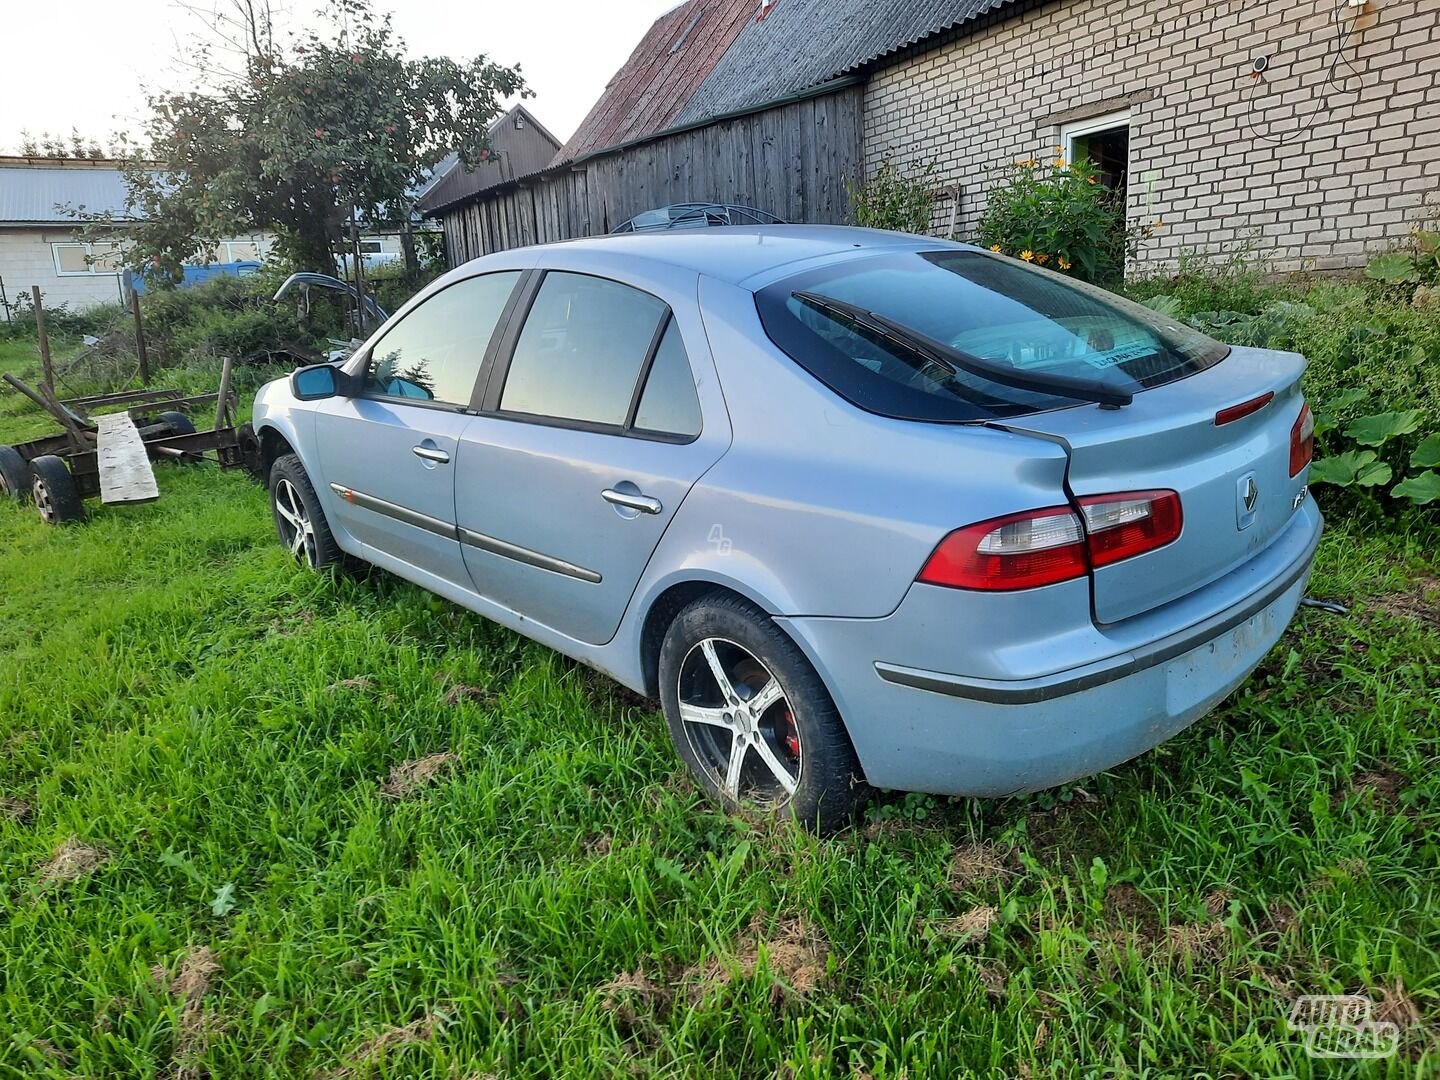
[
  {"left": 0, "top": 157, "right": 272, "bottom": 314},
  {"left": 862, "top": 0, "right": 1440, "bottom": 272}
]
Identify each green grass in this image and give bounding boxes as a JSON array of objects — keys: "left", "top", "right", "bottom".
[{"left": 1, "top": 347, "right": 1438, "bottom": 1077}]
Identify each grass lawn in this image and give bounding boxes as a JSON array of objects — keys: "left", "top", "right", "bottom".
[{"left": 0, "top": 338, "right": 1437, "bottom": 1077}]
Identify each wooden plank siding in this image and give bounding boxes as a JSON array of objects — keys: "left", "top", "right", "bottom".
[{"left": 437, "top": 85, "right": 864, "bottom": 267}]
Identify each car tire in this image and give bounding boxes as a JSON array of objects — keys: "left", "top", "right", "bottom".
[
  {"left": 658, "top": 594, "right": 870, "bottom": 833},
  {"left": 30, "top": 455, "right": 85, "bottom": 525},
  {"left": 268, "top": 453, "right": 345, "bottom": 571},
  {"left": 0, "top": 445, "right": 30, "bottom": 503}
]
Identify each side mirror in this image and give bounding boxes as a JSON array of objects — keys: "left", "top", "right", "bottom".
[{"left": 291, "top": 364, "right": 351, "bottom": 401}]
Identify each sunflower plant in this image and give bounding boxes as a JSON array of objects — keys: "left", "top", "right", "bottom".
[{"left": 976, "top": 152, "right": 1127, "bottom": 284}]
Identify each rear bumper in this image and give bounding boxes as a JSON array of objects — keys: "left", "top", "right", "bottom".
[{"left": 777, "top": 499, "right": 1322, "bottom": 796}]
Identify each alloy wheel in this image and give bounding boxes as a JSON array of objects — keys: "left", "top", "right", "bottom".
[
  {"left": 676, "top": 637, "right": 802, "bottom": 806},
  {"left": 32, "top": 475, "right": 54, "bottom": 523},
  {"left": 273, "top": 478, "right": 317, "bottom": 566}
]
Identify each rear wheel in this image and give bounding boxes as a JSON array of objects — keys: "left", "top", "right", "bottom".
[
  {"left": 658, "top": 595, "right": 870, "bottom": 833},
  {"left": 0, "top": 445, "right": 30, "bottom": 503},
  {"left": 30, "top": 455, "right": 85, "bottom": 525},
  {"left": 154, "top": 410, "right": 197, "bottom": 436},
  {"left": 269, "top": 453, "right": 344, "bottom": 570}
]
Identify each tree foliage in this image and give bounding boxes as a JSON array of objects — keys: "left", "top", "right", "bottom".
[{"left": 108, "top": 0, "right": 525, "bottom": 277}]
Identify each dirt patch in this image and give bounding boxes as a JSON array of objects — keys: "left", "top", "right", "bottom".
[
  {"left": 1349, "top": 769, "right": 1407, "bottom": 811},
  {"left": 1164, "top": 921, "right": 1230, "bottom": 962},
  {"left": 152, "top": 947, "right": 222, "bottom": 1080},
  {"left": 1368, "top": 574, "right": 1440, "bottom": 629},
  {"left": 379, "top": 752, "right": 458, "bottom": 799},
  {"left": 1375, "top": 978, "right": 1421, "bottom": 1029},
  {"left": 976, "top": 960, "right": 1008, "bottom": 999},
  {"left": 36, "top": 835, "right": 105, "bottom": 887},
  {"left": 1203, "top": 888, "right": 1233, "bottom": 917},
  {"left": 324, "top": 1014, "right": 444, "bottom": 1078},
  {"left": 327, "top": 676, "right": 374, "bottom": 692},
  {"left": 926, "top": 905, "right": 999, "bottom": 947},
  {"left": 1103, "top": 885, "right": 1162, "bottom": 942},
  {"left": 685, "top": 915, "right": 833, "bottom": 1004},
  {"left": 1, "top": 795, "right": 31, "bottom": 822},
  {"left": 601, "top": 964, "right": 670, "bottom": 1026},
  {"left": 946, "top": 842, "right": 1014, "bottom": 891},
  {"left": 585, "top": 833, "right": 613, "bottom": 857},
  {"left": 443, "top": 684, "right": 495, "bottom": 708}
]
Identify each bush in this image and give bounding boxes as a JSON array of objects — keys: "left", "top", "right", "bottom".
[
  {"left": 847, "top": 158, "right": 938, "bottom": 235},
  {"left": 1126, "top": 245, "right": 1440, "bottom": 513},
  {"left": 976, "top": 153, "right": 1127, "bottom": 283}
]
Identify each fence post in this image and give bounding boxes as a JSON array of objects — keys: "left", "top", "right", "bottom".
[
  {"left": 131, "top": 289, "right": 151, "bottom": 385},
  {"left": 31, "top": 285, "right": 53, "bottom": 388}
]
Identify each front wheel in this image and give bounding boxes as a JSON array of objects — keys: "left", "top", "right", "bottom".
[
  {"left": 268, "top": 453, "right": 344, "bottom": 570},
  {"left": 658, "top": 595, "right": 870, "bottom": 833}
]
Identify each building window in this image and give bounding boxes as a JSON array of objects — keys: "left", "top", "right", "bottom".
[
  {"left": 1061, "top": 110, "right": 1130, "bottom": 192},
  {"left": 51, "top": 241, "right": 122, "bottom": 277},
  {"left": 212, "top": 240, "right": 261, "bottom": 263}
]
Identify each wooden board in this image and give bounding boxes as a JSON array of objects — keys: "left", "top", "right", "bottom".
[{"left": 95, "top": 412, "right": 160, "bottom": 505}]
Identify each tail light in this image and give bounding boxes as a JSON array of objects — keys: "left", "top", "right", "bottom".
[
  {"left": 1290, "top": 403, "right": 1314, "bottom": 476},
  {"left": 1078, "top": 490, "right": 1183, "bottom": 568},
  {"left": 918, "top": 491, "right": 1182, "bottom": 591}
]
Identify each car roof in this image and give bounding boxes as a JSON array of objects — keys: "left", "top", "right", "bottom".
[{"left": 515, "top": 225, "right": 972, "bottom": 289}]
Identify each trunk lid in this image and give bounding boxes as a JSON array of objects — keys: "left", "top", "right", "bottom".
[{"left": 997, "top": 346, "right": 1310, "bottom": 624}]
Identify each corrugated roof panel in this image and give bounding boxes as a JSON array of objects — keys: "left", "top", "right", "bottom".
[
  {"left": 552, "top": 0, "right": 757, "bottom": 165},
  {"left": 0, "top": 162, "right": 140, "bottom": 224},
  {"left": 674, "top": 0, "right": 1015, "bottom": 127}
]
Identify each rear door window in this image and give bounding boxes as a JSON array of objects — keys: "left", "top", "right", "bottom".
[
  {"left": 757, "top": 250, "right": 1228, "bottom": 422},
  {"left": 498, "top": 271, "right": 672, "bottom": 430}
]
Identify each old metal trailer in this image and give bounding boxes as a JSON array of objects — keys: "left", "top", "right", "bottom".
[{"left": 0, "top": 357, "right": 260, "bottom": 524}]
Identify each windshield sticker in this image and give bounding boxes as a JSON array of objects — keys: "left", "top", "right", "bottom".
[{"left": 999, "top": 340, "right": 1155, "bottom": 372}]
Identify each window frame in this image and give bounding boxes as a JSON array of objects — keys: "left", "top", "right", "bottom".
[
  {"left": 478, "top": 269, "right": 702, "bottom": 445},
  {"left": 1060, "top": 109, "right": 1130, "bottom": 173},
  {"left": 51, "top": 241, "right": 121, "bottom": 277},
  {"left": 350, "top": 269, "right": 528, "bottom": 414}
]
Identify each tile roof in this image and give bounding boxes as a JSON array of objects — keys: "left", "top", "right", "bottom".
[
  {"left": 551, "top": 0, "right": 757, "bottom": 165},
  {"left": 674, "top": 0, "right": 1016, "bottom": 127},
  {"left": 0, "top": 159, "right": 142, "bottom": 224}
]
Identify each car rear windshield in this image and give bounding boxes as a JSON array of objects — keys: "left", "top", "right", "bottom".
[{"left": 755, "top": 249, "right": 1229, "bottom": 422}]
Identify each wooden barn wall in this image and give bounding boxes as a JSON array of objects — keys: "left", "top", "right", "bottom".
[{"left": 439, "top": 86, "right": 863, "bottom": 266}]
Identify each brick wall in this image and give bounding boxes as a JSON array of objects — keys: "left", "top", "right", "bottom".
[{"left": 863, "top": 0, "right": 1440, "bottom": 272}]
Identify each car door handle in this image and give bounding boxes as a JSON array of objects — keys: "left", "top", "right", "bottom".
[
  {"left": 412, "top": 446, "right": 450, "bottom": 464},
  {"left": 602, "top": 488, "right": 663, "bottom": 515}
]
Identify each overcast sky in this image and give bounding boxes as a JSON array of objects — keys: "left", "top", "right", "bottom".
[{"left": 1, "top": 0, "right": 680, "bottom": 154}]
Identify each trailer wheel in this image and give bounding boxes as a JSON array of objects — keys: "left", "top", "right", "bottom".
[
  {"left": 30, "top": 455, "right": 85, "bottom": 525},
  {"left": 155, "top": 411, "right": 197, "bottom": 436},
  {"left": 154, "top": 411, "right": 202, "bottom": 463},
  {"left": 0, "top": 445, "right": 30, "bottom": 503}
]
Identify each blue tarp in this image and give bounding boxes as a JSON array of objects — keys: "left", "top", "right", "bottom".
[{"left": 124, "top": 261, "right": 262, "bottom": 296}]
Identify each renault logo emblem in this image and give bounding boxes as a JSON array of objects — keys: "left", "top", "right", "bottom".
[
  {"left": 1237, "top": 472, "right": 1260, "bottom": 529},
  {"left": 1243, "top": 476, "right": 1259, "bottom": 512}
]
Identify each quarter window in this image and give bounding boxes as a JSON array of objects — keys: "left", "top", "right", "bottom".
[
  {"left": 633, "top": 320, "right": 701, "bottom": 437},
  {"left": 362, "top": 271, "right": 521, "bottom": 406},
  {"left": 500, "top": 272, "right": 668, "bottom": 427}
]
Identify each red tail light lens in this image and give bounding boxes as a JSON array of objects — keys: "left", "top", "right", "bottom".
[
  {"left": 1077, "top": 490, "right": 1183, "bottom": 568},
  {"left": 919, "top": 491, "right": 1183, "bottom": 590},
  {"left": 1215, "top": 391, "right": 1275, "bottom": 426},
  {"left": 1290, "top": 403, "right": 1314, "bottom": 476},
  {"left": 917, "top": 507, "right": 1088, "bottom": 591}
]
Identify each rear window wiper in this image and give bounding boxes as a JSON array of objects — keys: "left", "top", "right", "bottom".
[{"left": 792, "top": 290, "right": 1133, "bottom": 408}]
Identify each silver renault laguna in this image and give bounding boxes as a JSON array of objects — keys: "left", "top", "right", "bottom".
[{"left": 253, "top": 226, "right": 1321, "bottom": 831}]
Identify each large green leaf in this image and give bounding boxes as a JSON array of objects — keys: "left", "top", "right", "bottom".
[
  {"left": 1323, "top": 388, "right": 1370, "bottom": 412},
  {"left": 1140, "top": 294, "right": 1183, "bottom": 318},
  {"left": 1308, "top": 450, "right": 1392, "bottom": 487},
  {"left": 1411, "top": 434, "right": 1440, "bottom": 469},
  {"left": 1344, "top": 410, "right": 1423, "bottom": 447},
  {"left": 1364, "top": 252, "right": 1420, "bottom": 284},
  {"left": 1391, "top": 471, "right": 1440, "bottom": 505}
]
